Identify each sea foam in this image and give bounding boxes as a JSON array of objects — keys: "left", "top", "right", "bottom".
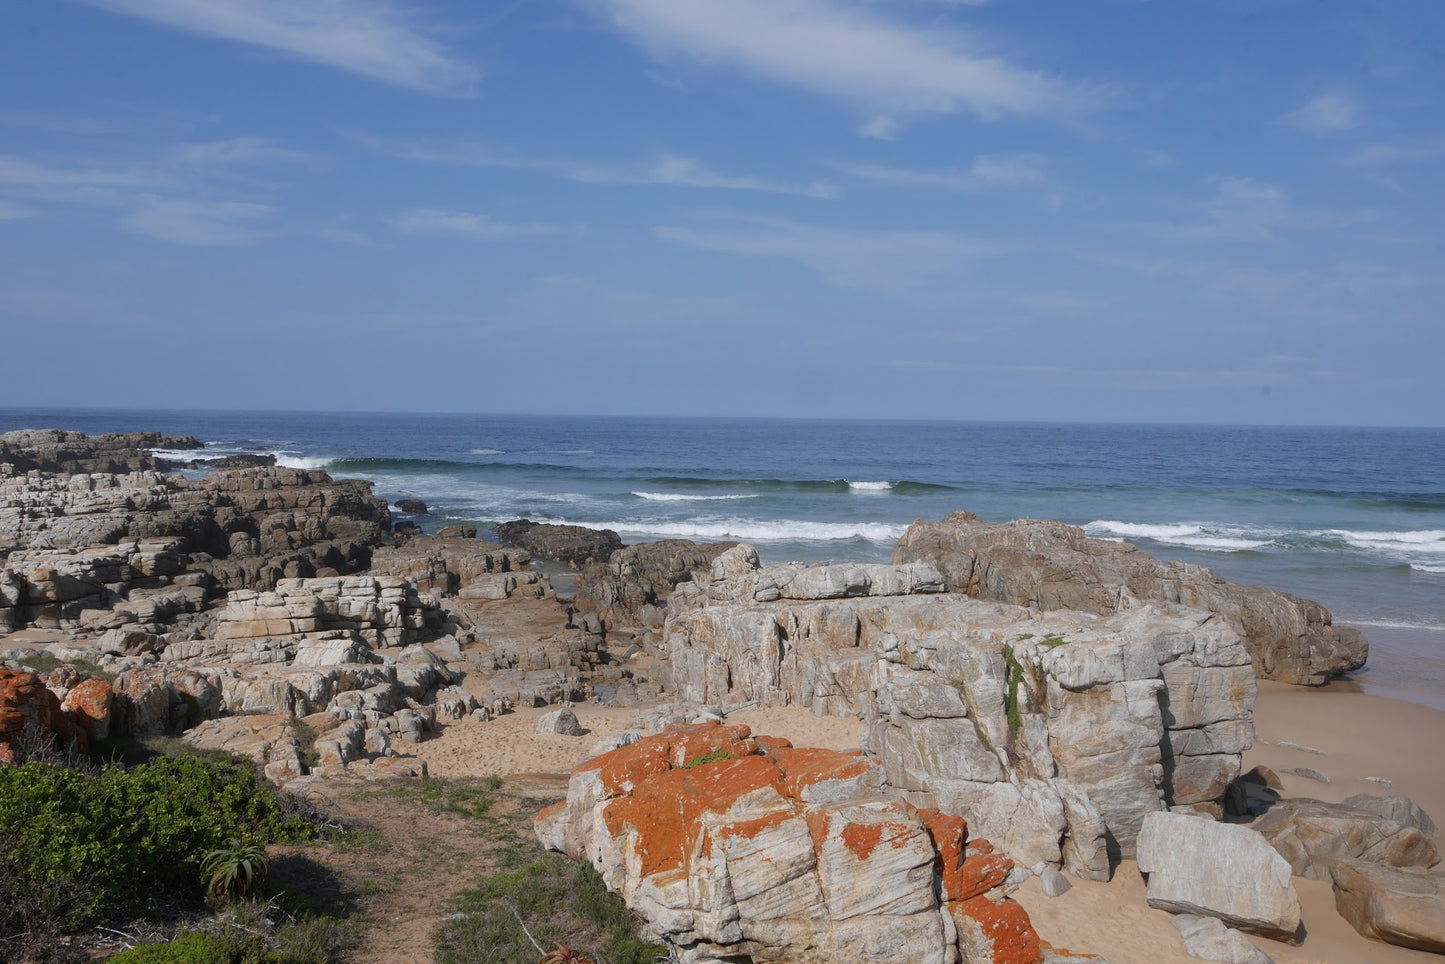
[
  {"left": 631, "top": 492, "right": 759, "bottom": 502},
  {"left": 1085, "top": 520, "right": 1275, "bottom": 552}
]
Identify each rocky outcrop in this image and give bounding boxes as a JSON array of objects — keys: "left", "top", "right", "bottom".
[
  {"left": 493, "top": 519, "right": 623, "bottom": 567},
  {"left": 0, "top": 429, "right": 198, "bottom": 474},
  {"left": 892, "top": 513, "right": 1367, "bottom": 686},
  {"left": 574, "top": 539, "right": 739, "bottom": 629},
  {"left": 1253, "top": 797, "right": 1440, "bottom": 880},
  {"left": 1, "top": 450, "right": 392, "bottom": 632},
  {"left": 212, "top": 576, "right": 446, "bottom": 651},
  {"left": 662, "top": 546, "right": 1255, "bottom": 875},
  {"left": 536, "top": 722, "right": 1044, "bottom": 963},
  {"left": 1137, "top": 812, "right": 1300, "bottom": 942},
  {"left": 1330, "top": 859, "right": 1445, "bottom": 952}
]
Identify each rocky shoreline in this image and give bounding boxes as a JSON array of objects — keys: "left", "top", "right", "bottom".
[{"left": 2, "top": 428, "right": 1440, "bottom": 963}]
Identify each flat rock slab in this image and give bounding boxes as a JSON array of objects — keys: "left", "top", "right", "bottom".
[
  {"left": 1253, "top": 797, "right": 1440, "bottom": 880},
  {"left": 1137, "top": 811, "right": 1300, "bottom": 942}
]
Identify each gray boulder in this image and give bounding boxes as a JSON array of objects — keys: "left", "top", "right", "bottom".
[
  {"left": 1172, "top": 915, "right": 1274, "bottom": 963},
  {"left": 537, "top": 707, "right": 584, "bottom": 735},
  {"left": 1136, "top": 811, "right": 1300, "bottom": 942}
]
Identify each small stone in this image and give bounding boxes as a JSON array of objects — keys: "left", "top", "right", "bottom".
[
  {"left": 1040, "top": 866, "right": 1072, "bottom": 897},
  {"left": 536, "top": 707, "right": 584, "bottom": 736},
  {"left": 1280, "top": 767, "right": 1329, "bottom": 784}
]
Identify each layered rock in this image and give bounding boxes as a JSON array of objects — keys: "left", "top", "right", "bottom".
[
  {"left": 536, "top": 722, "right": 1044, "bottom": 963},
  {"left": 0, "top": 429, "right": 198, "bottom": 474},
  {"left": 1, "top": 439, "right": 391, "bottom": 625},
  {"left": 663, "top": 546, "right": 1255, "bottom": 875},
  {"left": 493, "top": 519, "right": 623, "bottom": 567},
  {"left": 574, "top": 539, "right": 739, "bottom": 630},
  {"left": 369, "top": 537, "right": 532, "bottom": 597},
  {"left": 893, "top": 513, "right": 1367, "bottom": 686}
]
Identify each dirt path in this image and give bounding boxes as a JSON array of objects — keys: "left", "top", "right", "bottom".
[{"left": 272, "top": 778, "right": 546, "bottom": 964}]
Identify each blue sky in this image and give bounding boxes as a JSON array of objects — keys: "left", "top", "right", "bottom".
[{"left": 1, "top": 0, "right": 1441, "bottom": 425}]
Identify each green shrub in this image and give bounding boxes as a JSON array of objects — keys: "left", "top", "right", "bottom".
[
  {"left": 203, "top": 840, "right": 271, "bottom": 904},
  {"left": 0, "top": 755, "right": 318, "bottom": 927}
]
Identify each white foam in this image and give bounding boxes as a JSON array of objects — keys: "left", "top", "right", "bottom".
[
  {"left": 631, "top": 492, "right": 759, "bottom": 503},
  {"left": 1327, "top": 529, "right": 1445, "bottom": 553},
  {"left": 1412, "top": 564, "right": 1445, "bottom": 574},
  {"left": 469, "top": 448, "right": 504, "bottom": 456},
  {"left": 274, "top": 453, "right": 334, "bottom": 470},
  {"left": 555, "top": 517, "right": 911, "bottom": 543},
  {"left": 847, "top": 481, "right": 894, "bottom": 492},
  {"left": 1348, "top": 618, "right": 1445, "bottom": 631},
  {"left": 147, "top": 448, "right": 209, "bottom": 461},
  {"left": 1085, "top": 520, "right": 1274, "bottom": 552}
]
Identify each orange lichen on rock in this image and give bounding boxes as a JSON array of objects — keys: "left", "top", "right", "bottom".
[
  {"left": 604, "top": 754, "right": 783, "bottom": 876},
  {"left": 769, "top": 745, "right": 875, "bottom": 799},
  {"left": 0, "top": 668, "right": 88, "bottom": 763},
  {"left": 61, "top": 677, "right": 114, "bottom": 743},
  {"left": 954, "top": 895, "right": 1044, "bottom": 964},
  {"left": 538, "top": 723, "right": 1046, "bottom": 964}
]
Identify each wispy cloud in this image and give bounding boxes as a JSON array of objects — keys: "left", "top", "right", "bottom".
[
  {"left": 173, "top": 137, "right": 318, "bottom": 166},
  {"left": 125, "top": 194, "right": 275, "bottom": 245},
  {"left": 389, "top": 208, "right": 572, "bottom": 240},
  {"left": 0, "top": 154, "right": 167, "bottom": 205},
  {"left": 656, "top": 214, "right": 1008, "bottom": 293},
  {"left": 1346, "top": 138, "right": 1445, "bottom": 166},
  {"left": 1284, "top": 92, "right": 1359, "bottom": 136},
  {"left": 1172, "top": 176, "right": 1375, "bottom": 243},
  {"left": 362, "top": 136, "right": 834, "bottom": 197},
  {"left": 848, "top": 153, "right": 1045, "bottom": 191},
  {"left": 589, "top": 0, "right": 1086, "bottom": 124},
  {"left": 0, "top": 199, "right": 36, "bottom": 220},
  {"left": 74, "top": 0, "right": 476, "bottom": 95}
]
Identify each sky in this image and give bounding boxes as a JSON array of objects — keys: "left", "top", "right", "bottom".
[{"left": 1, "top": 1, "right": 1442, "bottom": 425}]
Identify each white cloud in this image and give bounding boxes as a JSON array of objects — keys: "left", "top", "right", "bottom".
[
  {"left": 363, "top": 136, "right": 835, "bottom": 197},
  {"left": 174, "top": 137, "right": 317, "bottom": 166},
  {"left": 0, "top": 199, "right": 36, "bottom": 220},
  {"left": 389, "top": 209, "right": 570, "bottom": 240},
  {"left": 75, "top": 0, "right": 476, "bottom": 94},
  {"left": 0, "top": 154, "right": 166, "bottom": 205},
  {"left": 125, "top": 195, "right": 275, "bottom": 245},
  {"left": 656, "top": 215, "right": 1008, "bottom": 293},
  {"left": 589, "top": 0, "right": 1081, "bottom": 122},
  {"left": 847, "top": 153, "right": 1044, "bottom": 191},
  {"left": 1285, "top": 92, "right": 1358, "bottom": 135}
]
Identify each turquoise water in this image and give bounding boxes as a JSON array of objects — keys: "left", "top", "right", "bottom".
[{"left": 4, "top": 410, "right": 1442, "bottom": 648}]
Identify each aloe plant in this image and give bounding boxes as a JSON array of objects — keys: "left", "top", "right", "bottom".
[{"left": 200, "top": 839, "right": 269, "bottom": 903}]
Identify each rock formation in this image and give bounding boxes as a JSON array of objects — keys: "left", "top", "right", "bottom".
[
  {"left": 573, "top": 538, "right": 739, "bottom": 630},
  {"left": 893, "top": 513, "right": 1367, "bottom": 686},
  {"left": 0, "top": 429, "right": 199, "bottom": 474},
  {"left": 536, "top": 721, "right": 1046, "bottom": 963},
  {"left": 493, "top": 519, "right": 623, "bottom": 567},
  {"left": 661, "top": 545, "right": 1255, "bottom": 876}
]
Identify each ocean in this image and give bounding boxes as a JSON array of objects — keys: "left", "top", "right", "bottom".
[{"left": 4, "top": 409, "right": 1443, "bottom": 704}]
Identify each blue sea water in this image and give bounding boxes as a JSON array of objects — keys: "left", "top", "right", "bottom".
[{"left": 4, "top": 409, "right": 1443, "bottom": 695}]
